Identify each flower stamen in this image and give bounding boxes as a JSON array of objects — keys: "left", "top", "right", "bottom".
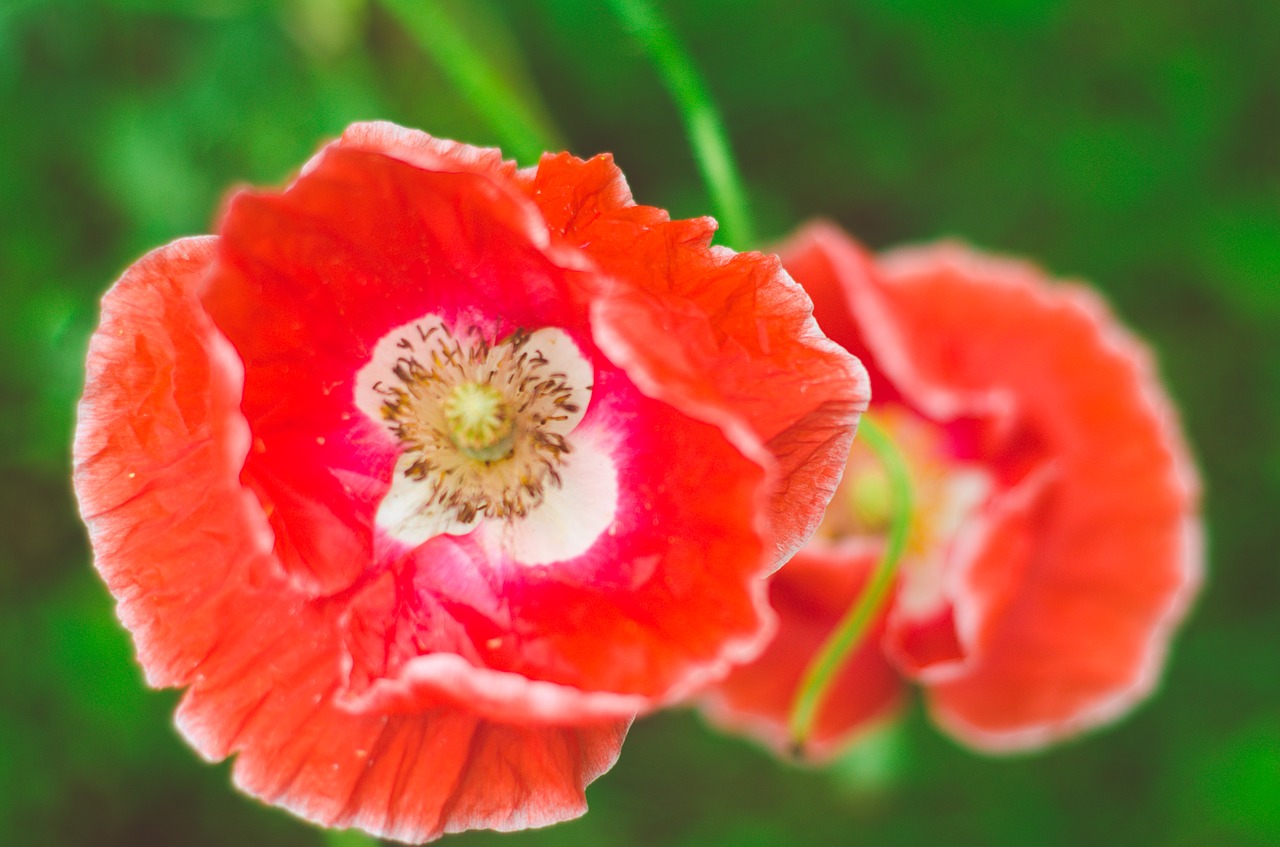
[
  {"left": 356, "top": 315, "right": 594, "bottom": 540},
  {"left": 444, "top": 382, "right": 516, "bottom": 461}
]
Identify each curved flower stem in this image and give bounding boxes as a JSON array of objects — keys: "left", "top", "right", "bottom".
[
  {"left": 787, "top": 415, "right": 914, "bottom": 754},
  {"left": 379, "top": 0, "right": 564, "bottom": 164},
  {"left": 602, "top": 0, "right": 756, "bottom": 250}
]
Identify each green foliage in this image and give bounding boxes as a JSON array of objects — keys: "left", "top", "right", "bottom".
[{"left": 1, "top": 0, "right": 1276, "bottom": 843}]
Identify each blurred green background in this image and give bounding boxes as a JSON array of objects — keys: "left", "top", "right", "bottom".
[{"left": 2, "top": 0, "right": 1277, "bottom": 844}]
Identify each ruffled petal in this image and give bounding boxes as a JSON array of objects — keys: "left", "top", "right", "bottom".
[
  {"left": 74, "top": 234, "right": 628, "bottom": 841},
  {"left": 870, "top": 244, "right": 1202, "bottom": 750},
  {"left": 204, "top": 134, "right": 793, "bottom": 717},
  {"left": 203, "top": 146, "right": 597, "bottom": 596},
  {"left": 525, "top": 152, "right": 646, "bottom": 237},
  {"left": 701, "top": 543, "right": 903, "bottom": 761},
  {"left": 173, "top": 582, "right": 629, "bottom": 842},
  {"left": 769, "top": 224, "right": 1200, "bottom": 753},
  {"left": 533, "top": 156, "right": 870, "bottom": 568},
  {"left": 338, "top": 371, "right": 774, "bottom": 716},
  {"left": 73, "top": 236, "right": 263, "bottom": 688},
  {"left": 776, "top": 223, "right": 902, "bottom": 406},
  {"left": 882, "top": 464, "right": 1053, "bottom": 682},
  {"left": 326, "top": 121, "right": 521, "bottom": 183}
]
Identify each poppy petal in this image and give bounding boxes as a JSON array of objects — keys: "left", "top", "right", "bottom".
[
  {"left": 204, "top": 146, "right": 596, "bottom": 597},
  {"left": 74, "top": 236, "right": 628, "bottom": 840},
  {"left": 882, "top": 464, "right": 1052, "bottom": 682},
  {"left": 77, "top": 126, "right": 871, "bottom": 834},
  {"left": 172, "top": 583, "right": 630, "bottom": 842},
  {"left": 337, "top": 379, "right": 774, "bottom": 714},
  {"left": 746, "top": 224, "right": 1202, "bottom": 755},
  {"left": 872, "top": 244, "right": 1202, "bottom": 750},
  {"left": 201, "top": 135, "right": 835, "bottom": 716},
  {"left": 326, "top": 121, "right": 520, "bottom": 183},
  {"left": 533, "top": 158, "right": 871, "bottom": 568},
  {"left": 73, "top": 236, "right": 257, "bottom": 689}
]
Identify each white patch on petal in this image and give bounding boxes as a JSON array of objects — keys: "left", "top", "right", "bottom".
[
  {"left": 479, "top": 430, "right": 618, "bottom": 566},
  {"left": 522, "top": 327, "right": 593, "bottom": 434},
  {"left": 353, "top": 313, "right": 453, "bottom": 426},
  {"left": 375, "top": 453, "right": 479, "bottom": 546},
  {"left": 357, "top": 314, "right": 601, "bottom": 554}
]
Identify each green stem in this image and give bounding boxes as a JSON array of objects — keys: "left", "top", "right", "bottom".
[
  {"left": 602, "top": 0, "right": 756, "bottom": 249},
  {"left": 788, "top": 415, "right": 914, "bottom": 754},
  {"left": 378, "top": 0, "right": 563, "bottom": 164},
  {"left": 323, "top": 828, "right": 382, "bottom": 847}
]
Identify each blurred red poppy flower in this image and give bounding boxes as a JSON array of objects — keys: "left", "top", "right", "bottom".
[
  {"left": 73, "top": 125, "right": 868, "bottom": 840},
  {"left": 702, "top": 223, "right": 1201, "bottom": 758}
]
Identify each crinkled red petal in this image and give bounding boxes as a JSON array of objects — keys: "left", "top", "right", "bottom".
[
  {"left": 204, "top": 146, "right": 592, "bottom": 598},
  {"left": 776, "top": 223, "right": 902, "bottom": 408},
  {"left": 74, "top": 237, "right": 628, "bottom": 841},
  {"left": 173, "top": 584, "right": 629, "bottom": 842},
  {"left": 882, "top": 464, "right": 1056, "bottom": 682},
  {"left": 781, "top": 223, "right": 1009, "bottom": 428},
  {"left": 74, "top": 237, "right": 254, "bottom": 688},
  {"left": 883, "top": 605, "right": 966, "bottom": 680},
  {"left": 872, "top": 243, "right": 1201, "bottom": 749},
  {"left": 525, "top": 152, "right": 648, "bottom": 238},
  {"left": 340, "top": 367, "right": 772, "bottom": 717},
  {"left": 534, "top": 155, "right": 871, "bottom": 568},
  {"left": 203, "top": 135, "right": 786, "bottom": 716},
  {"left": 701, "top": 543, "right": 903, "bottom": 761},
  {"left": 775, "top": 225, "right": 1200, "bottom": 750},
  {"left": 328, "top": 121, "right": 521, "bottom": 184}
]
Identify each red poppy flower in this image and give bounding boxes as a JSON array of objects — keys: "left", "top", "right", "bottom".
[
  {"left": 701, "top": 222, "right": 1201, "bottom": 758},
  {"left": 73, "top": 125, "right": 869, "bottom": 840}
]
